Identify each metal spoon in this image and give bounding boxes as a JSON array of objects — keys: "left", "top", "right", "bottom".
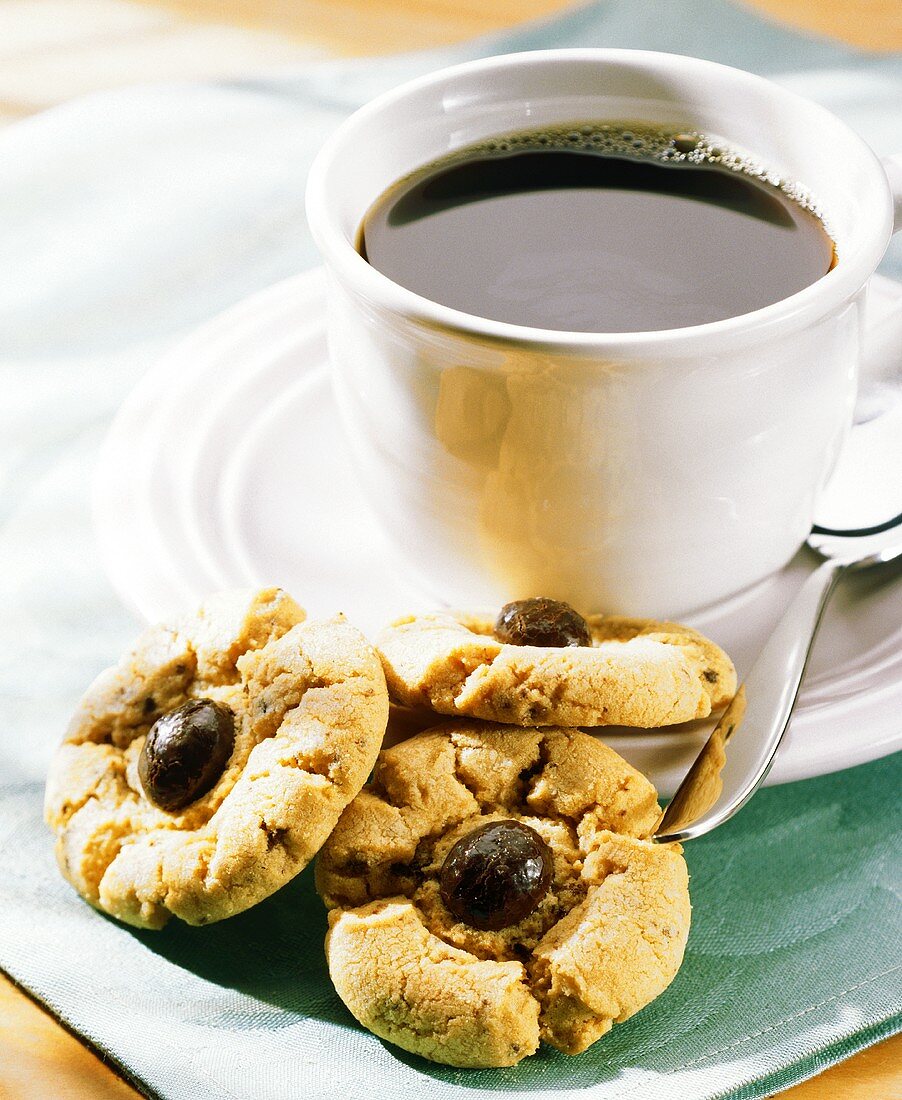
[{"left": 654, "top": 406, "right": 902, "bottom": 843}]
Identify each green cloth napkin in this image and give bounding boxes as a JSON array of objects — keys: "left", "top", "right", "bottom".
[
  {"left": 2, "top": 758, "right": 900, "bottom": 1099},
  {"left": 1, "top": 0, "right": 901, "bottom": 1096}
]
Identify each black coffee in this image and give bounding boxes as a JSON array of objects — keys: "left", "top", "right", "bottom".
[{"left": 359, "top": 124, "right": 835, "bottom": 333}]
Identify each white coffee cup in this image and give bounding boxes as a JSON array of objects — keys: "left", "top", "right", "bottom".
[{"left": 306, "top": 49, "right": 902, "bottom": 617}]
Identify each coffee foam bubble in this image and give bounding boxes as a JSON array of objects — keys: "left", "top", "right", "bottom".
[{"left": 440, "top": 121, "right": 827, "bottom": 226}]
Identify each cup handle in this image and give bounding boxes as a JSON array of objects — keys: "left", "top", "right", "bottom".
[
  {"left": 884, "top": 154, "right": 902, "bottom": 233},
  {"left": 858, "top": 273, "right": 902, "bottom": 419},
  {"left": 820, "top": 268, "right": 902, "bottom": 531},
  {"left": 858, "top": 157, "right": 902, "bottom": 406}
]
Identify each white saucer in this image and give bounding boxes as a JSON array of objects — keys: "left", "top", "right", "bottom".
[{"left": 94, "top": 267, "right": 902, "bottom": 795}]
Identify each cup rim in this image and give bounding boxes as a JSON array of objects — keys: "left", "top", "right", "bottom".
[{"left": 306, "top": 47, "right": 894, "bottom": 353}]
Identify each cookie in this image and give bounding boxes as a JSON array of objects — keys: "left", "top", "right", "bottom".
[
  {"left": 377, "top": 599, "right": 735, "bottom": 728},
  {"left": 317, "top": 722, "right": 690, "bottom": 1068},
  {"left": 45, "top": 587, "right": 389, "bottom": 929}
]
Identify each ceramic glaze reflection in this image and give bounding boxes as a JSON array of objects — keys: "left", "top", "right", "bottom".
[{"left": 328, "top": 281, "right": 859, "bottom": 615}]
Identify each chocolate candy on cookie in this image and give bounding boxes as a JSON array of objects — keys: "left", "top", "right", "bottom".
[
  {"left": 377, "top": 604, "right": 736, "bottom": 727},
  {"left": 138, "top": 699, "right": 236, "bottom": 812},
  {"left": 316, "top": 722, "right": 690, "bottom": 1068},
  {"left": 494, "top": 597, "right": 591, "bottom": 648},
  {"left": 439, "top": 819, "right": 554, "bottom": 931},
  {"left": 45, "top": 587, "right": 389, "bottom": 929}
]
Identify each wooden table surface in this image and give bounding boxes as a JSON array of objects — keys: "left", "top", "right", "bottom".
[{"left": 2, "top": 0, "right": 900, "bottom": 1096}]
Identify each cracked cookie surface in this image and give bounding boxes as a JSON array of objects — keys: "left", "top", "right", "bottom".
[
  {"left": 377, "top": 610, "right": 736, "bottom": 728},
  {"left": 45, "top": 587, "right": 389, "bottom": 929},
  {"left": 317, "top": 722, "right": 690, "bottom": 1067}
]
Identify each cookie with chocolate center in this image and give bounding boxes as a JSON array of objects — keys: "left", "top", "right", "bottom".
[
  {"left": 45, "top": 587, "right": 389, "bottom": 929},
  {"left": 378, "top": 598, "right": 736, "bottom": 728},
  {"left": 317, "top": 722, "right": 690, "bottom": 1067}
]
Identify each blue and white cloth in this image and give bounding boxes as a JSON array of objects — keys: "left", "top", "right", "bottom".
[{"left": 1, "top": 2, "right": 900, "bottom": 1097}]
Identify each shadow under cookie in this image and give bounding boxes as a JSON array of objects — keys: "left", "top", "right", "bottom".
[{"left": 126, "top": 864, "right": 348, "bottom": 1026}]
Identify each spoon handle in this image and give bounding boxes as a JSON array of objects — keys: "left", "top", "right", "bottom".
[{"left": 654, "top": 559, "right": 846, "bottom": 843}]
